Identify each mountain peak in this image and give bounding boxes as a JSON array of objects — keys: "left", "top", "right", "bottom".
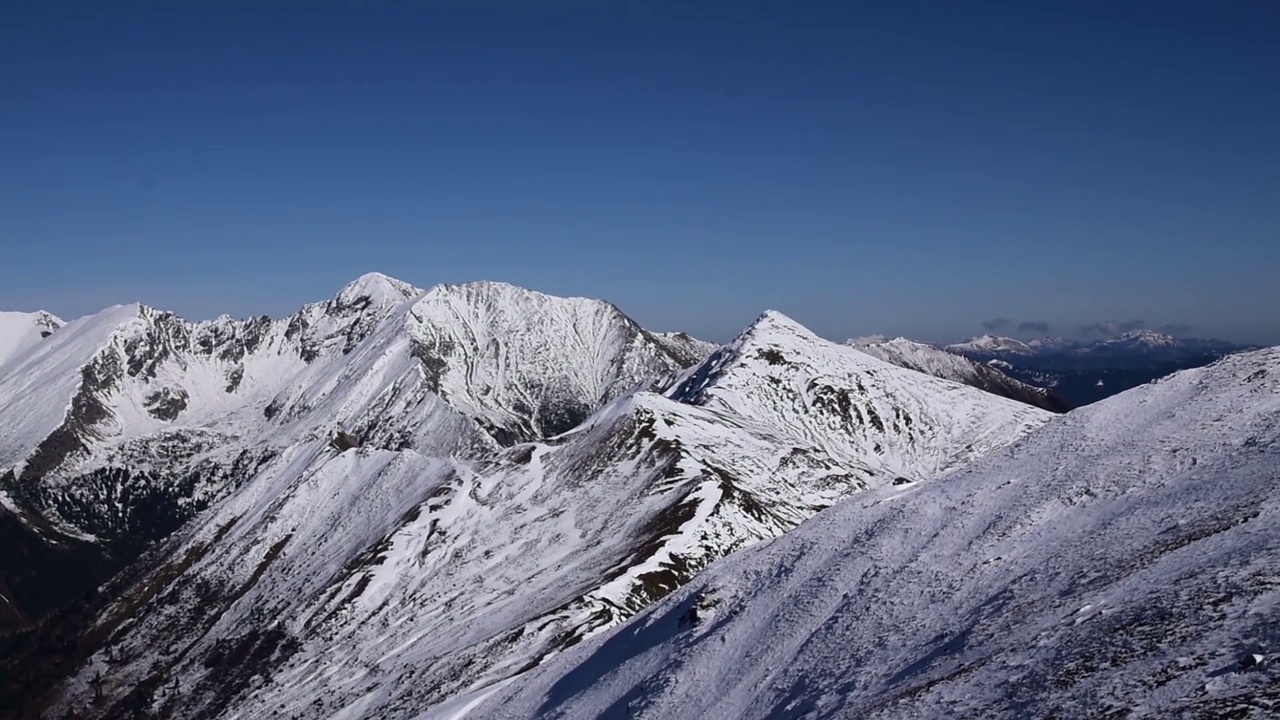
[
  {"left": 739, "top": 309, "right": 817, "bottom": 343},
  {"left": 336, "top": 272, "right": 422, "bottom": 306},
  {"left": 1111, "top": 329, "right": 1176, "bottom": 343},
  {"left": 947, "top": 334, "right": 1033, "bottom": 355}
]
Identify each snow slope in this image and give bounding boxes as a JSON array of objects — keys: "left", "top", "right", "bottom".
[
  {"left": 39, "top": 305, "right": 1049, "bottom": 720},
  {"left": 0, "top": 310, "right": 62, "bottom": 371},
  {"left": 849, "top": 336, "right": 1071, "bottom": 412},
  {"left": 472, "top": 346, "right": 1280, "bottom": 719}
]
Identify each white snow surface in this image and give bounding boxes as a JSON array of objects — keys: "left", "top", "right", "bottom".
[
  {"left": 471, "top": 347, "right": 1280, "bottom": 719},
  {"left": 0, "top": 309, "right": 62, "bottom": 371}
]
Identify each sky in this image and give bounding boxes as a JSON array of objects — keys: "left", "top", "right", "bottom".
[{"left": 2, "top": 2, "right": 1277, "bottom": 344}]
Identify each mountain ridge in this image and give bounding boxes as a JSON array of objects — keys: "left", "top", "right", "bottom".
[
  {"left": 0, "top": 277, "right": 1052, "bottom": 719},
  {"left": 464, "top": 345, "right": 1280, "bottom": 719},
  {"left": 848, "top": 336, "right": 1071, "bottom": 412}
]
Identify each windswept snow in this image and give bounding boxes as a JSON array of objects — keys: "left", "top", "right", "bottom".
[{"left": 471, "top": 347, "right": 1280, "bottom": 719}]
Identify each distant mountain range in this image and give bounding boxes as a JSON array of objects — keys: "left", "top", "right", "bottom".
[
  {"left": 947, "top": 330, "right": 1245, "bottom": 364},
  {"left": 944, "top": 331, "right": 1252, "bottom": 405},
  {"left": 848, "top": 336, "right": 1072, "bottom": 413}
]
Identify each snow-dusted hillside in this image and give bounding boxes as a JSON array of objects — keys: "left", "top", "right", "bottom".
[
  {"left": 29, "top": 302, "right": 1049, "bottom": 720},
  {"left": 0, "top": 310, "right": 62, "bottom": 371},
  {"left": 471, "top": 347, "right": 1280, "bottom": 719}
]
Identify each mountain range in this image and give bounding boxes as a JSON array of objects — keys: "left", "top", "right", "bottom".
[
  {"left": 469, "top": 344, "right": 1280, "bottom": 719},
  {"left": 0, "top": 275, "right": 1272, "bottom": 719},
  {"left": 947, "top": 330, "right": 1244, "bottom": 364},
  {"left": 848, "top": 337, "right": 1071, "bottom": 413},
  {"left": 0, "top": 275, "right": 1048, "bottom": 718},
  {"left": 945, "top": 331, "right": 1251, "bottom": 406}
]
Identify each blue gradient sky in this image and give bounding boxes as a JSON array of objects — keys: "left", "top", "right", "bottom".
[{"left": 2, "top": 2, "right": 1277, "bottom": 343}]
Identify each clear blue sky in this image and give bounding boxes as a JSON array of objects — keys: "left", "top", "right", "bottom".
[{"left": 2, "top": 2, "right": 1277, "bottom": 343}]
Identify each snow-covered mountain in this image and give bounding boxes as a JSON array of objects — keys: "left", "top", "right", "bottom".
[
  {"left": 849, "top": 336, "right": 1071, "bottom": 412},
  {"left": 1025, "top": 335, "right": 1078, "bottom": 353},
  {"left": 945, "top": 334, "right": 1036, "bottom": 356},
  {"left": 665, "top": 313, "right": 1049, "bottom": 480},
  {"left": 0, "top": 310, "right": 63, "bottom": 370},
  {"left": 948, "top": 331, "right": 1245, "bottom": 365},
  {"left": 0, "top": 275, "right": 713, "bottom": 635},
  {"left": 650, "top": 331, "right": 719, "bottom": 367},
  {"left": 945, "top": 330, "right": 1253, "bottom": 407},
  {"left": 470, "top": 346, "right": 1280, "bottom": 719},
  {"left": 8, "top": 290, "right": 1049, "bottom": 719},
  {"left": 1082, "top": 329, "right": 1242, "bottom": 359}
]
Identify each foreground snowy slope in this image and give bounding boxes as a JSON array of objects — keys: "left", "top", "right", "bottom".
[
  {"left": 849, "top": 336, "right": 1070, "bottom": 412},
  {"left": 28, "top": 305, "right": 1048, "bottom": 720},
  {"left": 470, "top": 346, "right": 1280, "bottom": 719}
]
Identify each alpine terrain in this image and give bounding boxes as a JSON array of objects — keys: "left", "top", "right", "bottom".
[
  {"left": 848, "top": 336, "right": 1071, "bottom": 413},
  {"left": 0, "top": 275, "right": 1051, "bottom": 719},
  {"left": 947, "top": 332, "right": 1251, "bottom": 406},
  {"left": 466, "top": 346, "right": 1280, "bottom": 719}
]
